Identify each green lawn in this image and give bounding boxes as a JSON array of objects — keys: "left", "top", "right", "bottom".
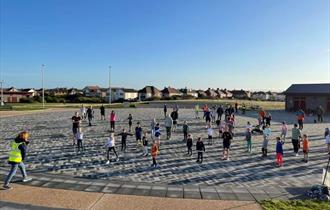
[{"left": 260, "top": 200, "right": 330, "bottom": 210}]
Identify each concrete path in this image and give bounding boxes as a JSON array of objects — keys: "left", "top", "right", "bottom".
[{"left": 0, "top": 184, "right": 262, "bottom": 210}]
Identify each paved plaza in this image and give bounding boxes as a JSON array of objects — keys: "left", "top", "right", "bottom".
[{"left": 1, "top": 108, "right": 330, "bottom": 200}]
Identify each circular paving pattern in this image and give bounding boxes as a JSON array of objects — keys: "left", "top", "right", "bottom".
[{"left": 1, "top": 108, "right": 329, "bottom": 189}]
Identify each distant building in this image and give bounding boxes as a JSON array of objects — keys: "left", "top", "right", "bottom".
[
  {"left": 221, "top": 89, "right": 233, "bottom": 98},
  {"left": 20, "top": 88, "right": 38, "bottom": 97},
  {"left": 231, "top": 89, "right": 251, "bottom": 99},
  {"left": 1, "top": 87, "right": 33, "bottom": 103},
  {"left": 111, "top": 88, "right": 138, "bottom": 101},
  {"left": 161, "top": 87, "right": 182, "bottom": 98},
  {"left": 215, "top": 88, "right": 226, "bottom": 99},
  {"left": 83, "top": 86, "right": 102, "bottom": 97},
  {"left": 138, "top": 86, "right": 161, "bottom": 100},
  {"left": 284, "top": 83, "right": 330, "bottom": 113},
  {"left": 205, "top": 88, "right": 218, "bottom": 98},
  {"left": 197, "top": 90, "right": 207, "bottom": 98},
  {"left": 179, "top": 88, "right": 198, "bottom": 98},
  {"left": 48, "top": 88, "right": 68, "bottom": 96},
  {"left": 251, "top": 91, "right": 270, "bottom": 100}
]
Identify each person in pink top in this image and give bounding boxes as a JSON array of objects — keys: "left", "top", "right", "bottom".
[
  {"left": 109, "top": 110, "right": 116, "bottom": 131},
  {"left": 280, "top": 121, "right": 288, "bottom": 142}
]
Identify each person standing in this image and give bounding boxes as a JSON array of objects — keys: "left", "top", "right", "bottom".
[
  {"left": 164, "top": 114, "right": 173, "bottom": 140},
  {"left": 109, "top": 110, "right": 116, "bottom": 131},
  {"left": 194, "top": 104, "right": 200, "bottom": 119},
  {"left": 127, "top": 114, "right": 133, "bottom": 132},
  {"left": 76, "top": 128, "right": 84, "bottom": 152},
  {"left": 151, "top": 140, "right": 159, "bottom": 167},
  {"left": 302, "top": 134, "right": 309, "bottom": 163},
  {"left": 207, "top": 124, "right": 214, "bottom": 145},
  {"left": 296, "top": 109, "right": 305, "bottom": 130},
  {"left": 150, "top": 118, "right": 156, "bottom": 139},
  {"left": 80, "top": 104, "right": 86, "bottom": 120},
  {"left": 241, "top": 103, "right": 246, "bottom": 114},
  {"left": 217, "top": 105, "right": 224, "bottom": 121},
  {"left": 154, "top": 123, "right": 161, "bottom": 148},
  {"left": 262, "top": 124, "right": 271, "bottom": 157},
  {"left": 170, "top": 108, "right": 178, "bottom": 132},
  {"left": 135, "top": 122, "right": 143, "bottom": 143},
  {"left": 280, "top": 121, "right": 288, "bottom": 142},
  {"left": 105, "top": 132, "right": 119, "bottom": 164},
  {"left": 316, "top": 105, "right": 324, "bottom": 123},
  {"left": 71, "top": 112, "right": 82, "bottom": 145},
  {"left": 196, "top": 137, "right": 205, "bottom": 163},
  {"left": 221, "top": 127, "right": 233, "bottom": 160},
  {"left": 258, "top": 108, "right": 266, "bottom": 125},
  {"left": 275, "top": 137, "right": 284, "bottom": 167},
  {"left": 142, "top": 134, "right": 149, "bottom": 156},
  {"left": 86, "top": 106, "right": 94, "bottom": 126},
  {"left": 100, "top": 104, "right": 105, "bottom": 120},
  {"left": 3, "top": 131, "right": 32, "bottom": 189},
  {"left": 203, "top": 109, "right": 212, "bottom": 126},
  {"left": 182, "top": 121, "right": 189, "bottom": 141},
  {"left": 163, "top": 104, "right": 167, "bottom": 118},
  {"left": 291, "top": 124, "right": 301, "bottom": 156},
  {"left": 235, "top": 102, "right": 238, "bottom": 113},
  {"left": 186, "top": 134, "right": 193, "bottom": 156},
  {"left": 245, "top": 128, "right": 252, "bottom": 153}
]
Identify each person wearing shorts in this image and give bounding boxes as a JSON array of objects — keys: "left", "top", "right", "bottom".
[
  {"left": 302, "top": 134, "right": 309, "bottom": 163},
  {"left": 222, "top": 127, "right": 232, "bottom": 160}
]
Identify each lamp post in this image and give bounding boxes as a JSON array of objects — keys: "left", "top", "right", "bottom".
[
  {"left": 41, "top": 64, "right": 45, "bottom": 109},
  {"left": 108, "top": 66, "right": 111, "bottom": 105},
  {"left": 0, "top": 80, "right": 4, "bottom": 106}
]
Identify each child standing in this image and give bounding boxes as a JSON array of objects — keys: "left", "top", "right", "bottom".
[
  {"left": 245, "top": 128, "right": 252, "bottom": 153},
  {"left": 151, "top": 140, "right": 159, "bottom": 167},
  {"left": 262, "top": 124, "right": 271, "bottom": 157},
  {"left": 105, "top": 132, "right": 119, "bottom": 164},
  {"left": 150, "top": 118, "right": 156, "bottom": 139},
  {"left": 76, "top": 128, "right": 84, "bottom": 152},
  {"left": 280, "top": 121, "right": 288, "bottom": 142},
  {"left": 207, "top": 124, "right": 214, "bottom": 145},
  {"left": 196, "top": 137, "right": 205, "bottom": 163},
  {"left": 275, "top": 137, "right": 284, "bottom": 167},
  {"left": 142, "top": 134, "right": 149, "bottom": 156},
  {"left": 187, "top": 134, "right": 193, "bottom": 156},
  {"left": 135, "top": 122, "right": 143, "bottom": 143},
  {"left": 302, "top": 134, "right": 309, "bottom": 163},
  {"left": 109, "top": 110, "right": 116, "bottom": 131},
  {"left": 183, "top": 121, "right": 189, "bottom": 141},
  {"left": 127, "top": 114, "right": 133, "bottom": 132}
]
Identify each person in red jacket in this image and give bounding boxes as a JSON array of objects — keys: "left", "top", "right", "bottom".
[{"left": 151, "top": 140, "right": 159, "bottom": 167}]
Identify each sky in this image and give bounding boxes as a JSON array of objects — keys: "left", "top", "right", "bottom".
[{"left": 0, "top": 0, "right": 329, "bottom": 91}]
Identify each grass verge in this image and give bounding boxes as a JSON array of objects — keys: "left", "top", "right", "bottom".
[{"left": 260, "top": 200, "right": 330, "bottom": 210}]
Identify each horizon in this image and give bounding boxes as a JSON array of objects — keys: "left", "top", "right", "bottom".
[{"left": 1, "top": 0, "right": 329, "bottom": 90}]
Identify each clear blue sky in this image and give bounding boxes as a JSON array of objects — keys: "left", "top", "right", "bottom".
[{"left": 1, "top": 0, "right": 329, "bottom": 91}]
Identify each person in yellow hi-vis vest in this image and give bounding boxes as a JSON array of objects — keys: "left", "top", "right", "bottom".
[{"left": 3, "top": 131, "right": 32, "bottom": 190}]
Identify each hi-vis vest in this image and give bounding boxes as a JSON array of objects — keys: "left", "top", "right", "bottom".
[{"left": 8, "top": 141, "right": 23, "bottom": 163}]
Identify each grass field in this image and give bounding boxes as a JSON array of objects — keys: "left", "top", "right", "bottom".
[
  {"left": 1, "top": 99, "right": 284, "bottom": 111},
  {"left": 260, "top": 200, "right": 330, "bottom": 210}
]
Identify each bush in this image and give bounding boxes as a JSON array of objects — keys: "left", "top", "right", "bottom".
[
  {"left": 129, "top": 104, "right": 136, "bottom": 108},
  {"left": 20, "top": 98, "right": 34, "bottom": 103}
]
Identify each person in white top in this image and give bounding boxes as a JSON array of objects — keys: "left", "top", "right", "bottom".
[
  {"left": 207, "top": 124, "right": 214, "bottom": 145},
  {"left": 80, "top": 105, "right": 86, "bottom": 120},
  {"left": 76, "top": 128, "right": 84, "bottom": 152},
  {"left": 246, "top": 121, "right": 253, "bottom": 130},
  {"left": 105, "top": 132, "right": 119, "bottom": 164}
]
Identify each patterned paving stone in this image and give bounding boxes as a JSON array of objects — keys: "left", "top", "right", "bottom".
[{"left": 1, "top": 108, "right": 329, "bottom": 200}]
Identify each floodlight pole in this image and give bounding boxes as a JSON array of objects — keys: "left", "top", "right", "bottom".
[
  {"left": 109, "top": 66, "right": 111, "bottom": 105},
  {"left": 42, "top": 64, "right": 45, "bottom": 109}
]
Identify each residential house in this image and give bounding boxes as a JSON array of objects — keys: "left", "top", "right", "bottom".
[
  {"left": 20, "top": 88, "right": 38, "bottom": 97},
  {"left": 215, "top": 88, "right": 226, "bottom": 99},
  {"left": 221, "top": 89, "right": 233, "bottom": 98},
  {"left": 205, "top": 88, "right": 218, "bottom": 98},
  {"left": 231, "top": 89, "right": 251, "bottom": 99},
  {"left": 179, "top": 88, "right": 198, "bottom": 98},
  {"left": 48, "top": 88, "right": 68, "bottom": 96},
  {"left": 284, "top": 83, "right": 330, "bottom": 113},
  {"left": 83, "top": 86, "right": 102, "bottom": 97},
  {"left": 251, "top": 91, "right": 270, "bottom": 100},
  {"left": 161, "top": 87, "right": 182, "bottom": 98},
  {"left": 138, "top": 86, "right": 161, "bottom": 100},
  {"left": 1, "top": 87, "right": 33, "bottom": 103}
]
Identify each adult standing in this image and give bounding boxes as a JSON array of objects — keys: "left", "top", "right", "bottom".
[
  {"left": 203, "top": 109, "right": 212, "bottom": 126},
  {"left": 262, "top": 124, "right": 271, "bottom": 157},
  {"left": 86, "top": 106, "right": 94, "bottom": 126},
  {"left": 291, "top": 124, "right": 302, "bottom": 156},
  {"left": 3, "top": 131, "right": 32, "bottom": 189},
  {"left": 296, "top": 109, "right": 305, "bottom": 130},
  {"left": 235, "top": 102, "right": 238, "bottom": 113},
  {"left": 80, "top": 104, "right": 86, "bottom": 120},
  {"left": 258, "top": 108, "right": 266, "bottom": 125},
  {"left": 100, "top": 104, "right": 105, "bottom": 120},
  {"left": 163, "top": 104, "right": 167, "bottom": 118},
  {"left": 71, "top": 112, "right": 81, "bottom": 145},
  {"left": 316, "top": 105, "right": 324, "bottom": 123},
  {"left": 109, "top": 110, "right": 116, "bottom": 131},
  {"left": 170, "top": 108, "right": 178, "bottom": 132},
  {"left": 194, "top": 104, "right": 200, "bottom": 119},
  {"left": 221, "top": 126, "right": 233, "bottom": 160},
  {"left": 164, "top": 114, "right": 173, "bottom": 140},
  {"left": 217, "top": 105, "right": 224, "bottom": 121}
]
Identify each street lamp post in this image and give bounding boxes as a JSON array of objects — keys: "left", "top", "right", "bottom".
[
  {"left": 42, "top": 64, "right": 45, "bottom": 109},
  {"left": 108, "top": 66, "right": 111, "bottom": 105}
]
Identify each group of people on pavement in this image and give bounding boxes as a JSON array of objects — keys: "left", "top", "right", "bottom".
[{"left": 3, "top": 103, "right": 330, "bottom": 190}]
